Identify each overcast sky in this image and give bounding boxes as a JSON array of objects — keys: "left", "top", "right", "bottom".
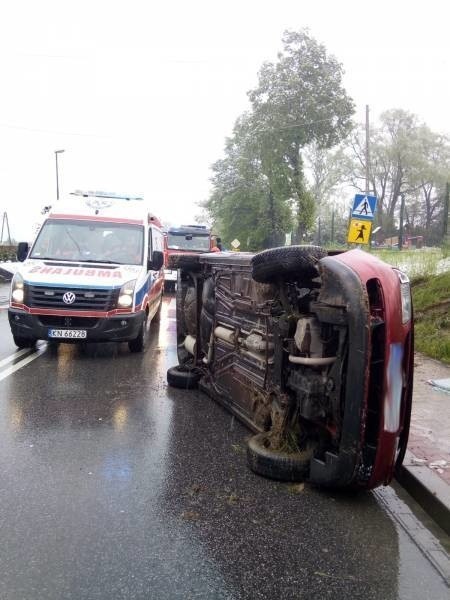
[{"left": 0, "top": 0, "right": 448, "bottom": 240}]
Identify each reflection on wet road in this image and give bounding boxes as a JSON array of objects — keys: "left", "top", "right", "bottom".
[{"left": 0, "top": 296, "right": 448, "bottom": 599}]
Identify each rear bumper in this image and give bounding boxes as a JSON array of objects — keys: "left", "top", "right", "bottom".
[{"left": 8, "top": 308, "right": 145, "bottom": 343}]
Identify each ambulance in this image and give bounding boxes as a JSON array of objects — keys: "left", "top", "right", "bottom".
[{"left": 8, "top": 191, "right": 165, "bottom": 352}]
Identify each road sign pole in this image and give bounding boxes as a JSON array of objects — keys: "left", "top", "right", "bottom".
[{"left": 398, "top": 193, "right": 405, "bottom": 251}]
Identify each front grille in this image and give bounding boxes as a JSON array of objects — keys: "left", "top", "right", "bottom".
[
  {"left": 37, "top": 315, "right": 100, "bottom": 328},
  {"left": 25, "top": 285, "right": 120, "bottom": 311}
]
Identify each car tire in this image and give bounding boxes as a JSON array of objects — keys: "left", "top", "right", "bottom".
[
  {"left": 128, "top": 313, "right": 149, "bottom": 353},
  {"left": 201, "top": 277, "right": 215, "bottom": 315},
  {"left": 13, "top": 334, "right": 36, "bottom": 349},
  {"left": 247, "top": 433, "right": 314, "bottom": 482},
  {"left": 183, "top": 286, "right": 197, "bottom": 336},
  {"left": 167, "top": 365, "right": 200, "bottom": 389},
  {"left": 251, "top": 245, "right": 326, "bottom": 284}
]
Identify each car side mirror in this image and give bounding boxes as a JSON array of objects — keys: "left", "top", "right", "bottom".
[
  {"left": 17, "top": 242, "right": 29, "bottom": 262},
  {"left": 148, "top": 250, "right": 164, "bottom": 271}
]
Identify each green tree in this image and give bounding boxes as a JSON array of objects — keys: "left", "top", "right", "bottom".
[
  {"left": 206, "top": 114, "right": 293, "bottom": 250},
  {"left": 248, "top": 30, "right": 354, "bottom": 240},
  {"left": 347, "top": 109, "right": 450, "bottom": 241}
]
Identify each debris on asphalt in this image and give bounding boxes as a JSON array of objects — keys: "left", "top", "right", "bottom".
[
  {"left": 231, "top": 443, "right": 245, "bottom": 454},
  {"left": 429, "top": 460, "right": 448, "bottom": 470},
  {"left": 426, "top": 378, "right": 450, "bottom": 394},
  {"left": 181, "top": 510, "right": 200, "bottom": 521},
  {"left": 411, "top": 457, "right": 427, "bottom": 465},
  {"left": 288, "top": 482, "right": 305, "bottom": 494}
]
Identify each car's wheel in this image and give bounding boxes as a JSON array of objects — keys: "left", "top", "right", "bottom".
[
  {"left": 251, "top": 245, "right": 327, "bottom": 284},
  {"left": 128, "top": 312, "right": 149, "bottom": 353},
  {"left": 183, "top": 286, "right": 197, "bottom": 336},
  {"left": 201, "top": 277, "right": 215, "bottom": 315},
  {"left": 167, "top": 365, "right": 200, "bottom": 389},
  {"left": 247, "top": 433, "right": 314, "bottom": 482},
  {"left": 13, "top": 334, "right": 36, "bottom": 349}
]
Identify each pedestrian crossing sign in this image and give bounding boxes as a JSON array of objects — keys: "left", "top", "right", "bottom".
[
  {"left": 352, "top": 194, "right": 377, "bottom": 220},
  {"left": 347, "top": 219, "right": 372, "bottom": 245}
]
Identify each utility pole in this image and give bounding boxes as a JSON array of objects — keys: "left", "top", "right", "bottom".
[
  {"left": 398, "top": 193, "right": 405, "bottom": 251},
  {"left": 443, "top": 182, "right": 449, "bottom": 243},
  {"left": 1, "top": 212, "right": 12, "bottom": 245},
  {"left": 331, "top": 208, "right": 335, "bottom": 244},
  {"left": 55, "top": 149, "right": 65, "bottom": 200},
  {"left": 365, "top": 105, "right": 370, "bottom": 195}
]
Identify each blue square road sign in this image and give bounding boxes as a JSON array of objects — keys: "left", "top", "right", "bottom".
[{"left": 352, "top": 194, "right": 377, "bottom": 220}]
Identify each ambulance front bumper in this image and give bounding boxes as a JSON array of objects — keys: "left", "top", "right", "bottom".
[{"left": 8, "top": 308, "right": 145, "bottom": 343}]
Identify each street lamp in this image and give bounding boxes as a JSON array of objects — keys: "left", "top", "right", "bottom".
[{"left": 55, "top": 149, "right": 65, "bottom": 200}]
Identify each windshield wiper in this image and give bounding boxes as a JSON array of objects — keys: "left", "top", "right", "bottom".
[
  {"left": 30, "top": 256, "right": 70, "bottom": 261},
  {"left": 80, "top": 259, "right": 120, "bottom": 264}
]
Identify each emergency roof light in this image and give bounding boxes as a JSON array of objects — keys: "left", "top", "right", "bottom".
[{"left": 70, "top": 190, "right": 144, "bottom": 201}]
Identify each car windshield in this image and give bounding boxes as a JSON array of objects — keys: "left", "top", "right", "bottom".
[
  {"left": 30, "top": 219, "right": 144, "bottom": 265},
  {"left": 167, "top": 233, "right": 210, "bottom": 252}
]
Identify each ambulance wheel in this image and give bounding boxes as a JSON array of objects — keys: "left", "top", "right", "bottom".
[
  {"left": 167, "top": 365, "right": 200, "bottom": 389},
  {"left": 128, "top": 313, "right": 149, "bottom": 353},
  {"left": 247, "top": 433, "right": 314, "bottom": 482},
  {"left": 13, "top": 334, "right": 36, "bottom": 349},
  {"left": 251, "top": 246, "right": 326, "bottom": 284}
]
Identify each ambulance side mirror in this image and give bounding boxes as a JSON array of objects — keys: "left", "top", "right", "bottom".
[
  {"left": 148, "top": 250, "right": 164, "bottom": 271},
  {"left": 17, "top": 242, "right": 29, "bottom": 262}
]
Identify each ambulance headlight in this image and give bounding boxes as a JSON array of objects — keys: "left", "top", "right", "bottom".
[
  {"left": 117, "top": 279, "right": 136, "bottom": 308},
  {"left": 394, "top": 269, "right": 412, "bottom": 324},
  {"left": 11, "top": 273, "right": 25, "bottom": 303}
]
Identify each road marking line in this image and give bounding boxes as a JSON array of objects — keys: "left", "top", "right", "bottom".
[
  {"left": 0, "top": 344, "right": 47, "bottom": 383},
  {"left": 168, "top": 298, "right": 176, "bottom": 310},
  {"left": 0, "top": 347, "right": 32, "bottom": 369}
]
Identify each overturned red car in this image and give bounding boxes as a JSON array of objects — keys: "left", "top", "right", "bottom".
[{"left": 167, "top": 246, "right": 413, "bottom": 490}]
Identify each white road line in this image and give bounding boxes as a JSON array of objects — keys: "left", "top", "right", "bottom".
[
  {"left": 0, "top": 344, "right": 47, "bottom": 383},
  {"left": 0, "top": 348, "right": 32, "bottom": 369},
  {"left": 168, "top": 298, "right": 176, "bottom": 310}
]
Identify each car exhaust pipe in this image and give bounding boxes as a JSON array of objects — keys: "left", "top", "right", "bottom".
[
  {"left": 214, "top": 326, "right": 236, "bottom": 344},
  {"left": 184, "top": 335, "right": 197, "bottom": 355},
  {"left": 288, "top": 355, "right": 336, "bottom": 367}
]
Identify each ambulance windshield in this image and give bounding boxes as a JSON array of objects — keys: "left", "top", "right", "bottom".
[{"left": 30, "top": 219, "right": 144, "bottom": 265}]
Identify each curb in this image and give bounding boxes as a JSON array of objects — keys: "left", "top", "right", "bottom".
[{"left": 396, "top": 450, "right": 450, "bottom": 536}]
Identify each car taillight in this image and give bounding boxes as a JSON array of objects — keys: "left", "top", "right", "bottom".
[{"left": 393, "top": 269, "right": 412, "bottom": 324}]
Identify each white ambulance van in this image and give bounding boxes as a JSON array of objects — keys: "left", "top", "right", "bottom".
[{"left": 8, "top": 192, "right": 165, "bottom": 353}]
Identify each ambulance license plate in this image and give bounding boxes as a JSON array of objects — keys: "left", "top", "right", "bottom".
[{"left": 48, "top": 329, "right": 87, "bottom": 339}]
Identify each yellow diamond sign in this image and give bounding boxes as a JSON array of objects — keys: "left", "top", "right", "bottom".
[{"left": 347, "top": 219, "right": 372, "bottom": 245}]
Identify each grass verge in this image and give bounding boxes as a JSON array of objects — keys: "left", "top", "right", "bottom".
[{"left": 412, "top": 271, "right": 450, "bottom": 364}]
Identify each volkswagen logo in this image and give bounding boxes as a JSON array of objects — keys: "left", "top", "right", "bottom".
[{"left": 62, "top": 292, "right": 76, "bottom": 305}]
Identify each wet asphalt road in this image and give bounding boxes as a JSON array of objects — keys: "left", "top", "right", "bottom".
[{"left": 0, "top": 284, "right": 448, "bottom": 600}]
